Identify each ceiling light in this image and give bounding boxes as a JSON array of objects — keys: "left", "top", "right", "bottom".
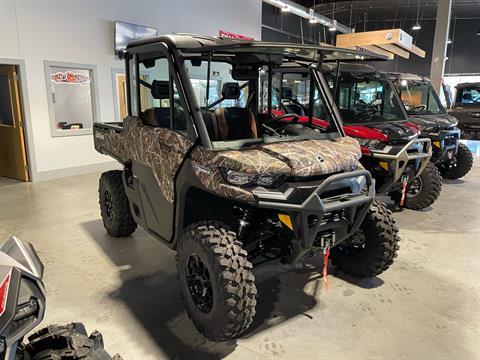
[
  {"left": 476, "top": 28, "right": 480, "bottom": 35},
  {"left": 447, "top": 39, "right": 452, "bottom": 44},
  {"left": 329, "top": 19, "right": 337, "bottom": 32},
  {"left": 412, "top": 23, "right": 421, "bottom": 31},
  {"left": 309, "top": 17, "right": 318, "bottom": 24},
  {"left": 281, "top": 4, "right": 290, "bottom": 12}
]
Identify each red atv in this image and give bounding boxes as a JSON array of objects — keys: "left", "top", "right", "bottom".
[{"left": 266, "top": 63, "right": 442, "bottom": 210}]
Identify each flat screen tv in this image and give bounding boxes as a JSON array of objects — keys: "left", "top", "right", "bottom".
[{"left": 115, "top": 21, "right": 158, "bottom": 55}]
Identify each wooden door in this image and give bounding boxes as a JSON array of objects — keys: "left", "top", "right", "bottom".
[
  {"left": 0, "top": 65, "right": 29, "bottom": 181},
  {"left": 116, "top": 73, "right": 127, "bottom": 120}
]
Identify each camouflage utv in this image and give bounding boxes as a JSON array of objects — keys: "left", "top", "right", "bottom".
[{"left": 93, "top": 34, "right": 400, "bottom": 341}]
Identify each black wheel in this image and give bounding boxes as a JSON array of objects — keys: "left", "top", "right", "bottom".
[
  {"left": 176, "top": 221, "right": 257, "bottom": 341},
  {"left": 403, "top": 162, "right": 442, "bottom": 210},
  {"left": 99, "top": 170, "right": 137, "bottom": 237},
  {"left": 440, "top": 143, "right": 473, "bottom": 179},
  {"left": 23, "top": 322, "right": 121, "bottom": 359},
  {"left": 331, "top": 199, "right": 400, "bottom": 278}
]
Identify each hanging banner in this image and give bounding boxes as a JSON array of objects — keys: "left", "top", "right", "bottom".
[{"left": 218, "top": 30, "right": 254, "bottom": 41}]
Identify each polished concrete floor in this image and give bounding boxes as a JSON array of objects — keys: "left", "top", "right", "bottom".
[{"left": 0, "top": 146, "right": 479, "bottom": 359}]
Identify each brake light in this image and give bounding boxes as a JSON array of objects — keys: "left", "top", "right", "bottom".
[{"left": 0, "top": 272, "right": 11, "bottom": 317}]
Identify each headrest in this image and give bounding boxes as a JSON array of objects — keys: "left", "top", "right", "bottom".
[
  {"left": 222, "top": 82, "right": 240, "bottom": 99},
  {"left": 151, "top": 80, "right": 170, "bottom": 99},
  {"left": 281, "top": 87, "right": 293, "bottom": 99}
]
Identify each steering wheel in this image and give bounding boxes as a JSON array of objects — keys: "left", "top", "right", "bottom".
[
  {"left": 262, "top": 113, "right": 301, "bottom": 136},
  {"left": 410, "top": 105, "right": 426, "bottom": 112},
  {"left": 354, "top": 102, "right": 376, "bottom": 117},
  {"left": 273, "top": 113, "right": 300, "bottom": 124}
]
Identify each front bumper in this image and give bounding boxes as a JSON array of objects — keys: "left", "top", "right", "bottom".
[
  {"left": 253, "top": 170, "right": 375, "bottom": 263},
  {"left": 429, "top": 129, "right": 460, "bottom": 164},
  {"left": 367, "top": 138, "right": 432, "bottom": 192}
]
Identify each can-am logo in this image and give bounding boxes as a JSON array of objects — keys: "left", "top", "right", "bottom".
[{"left": 50, "top": 71, "right": 91, "bottom": 85}]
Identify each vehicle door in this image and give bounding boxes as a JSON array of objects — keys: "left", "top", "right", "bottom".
[{"left": 127, "top": 50, "right": 194, "bottom": 241}]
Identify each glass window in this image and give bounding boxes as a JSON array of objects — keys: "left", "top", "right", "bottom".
[
  {"left": 395, "top": 79, "right": 445, "bottom": 115},
  {"left": 456, "top": 86, "right": 480, "bottom": 104},
  {"left": 45, "top": 62, "right": 98, "bottom": 136},
  {"left": 137, "top": 57, "right": 187, "bottom": 132},
  {"left": 129, "top": 56, "right": 139, "bottom": 117},
  {"left": 271, "top": 70, "right": 331, "bottom": 122},
  {"left": 185, "top": 60, "right": 248, "bottom": 109},
  {"left": 0, "top": 74, "right": 14, "bottom": 126},
  {"left": 330, "top": 74, "right": 405, "bottom": 124}
]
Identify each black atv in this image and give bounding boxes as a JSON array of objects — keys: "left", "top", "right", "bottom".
[
  {"left": 449, "top": 82, "right": 480, "bottom": 140},
  {"left": 93, "top": 35, "right": 400, "bottom": 341},
  {"left": 270, "top": 63, "right": 442, "bottom": 210},
  {"left": 389, "top": 73, "right": 473, "bottom": 180}
]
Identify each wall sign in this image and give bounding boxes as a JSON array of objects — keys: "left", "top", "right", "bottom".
[
  {"left": 50, "top": 71, "right": 91, "bottom": 85},
  {"left": 218, "top": 30, "right": 254, "bottom": 40}
]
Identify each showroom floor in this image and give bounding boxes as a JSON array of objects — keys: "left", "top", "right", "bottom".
[{"left": 0, "top": 143, "right": 479, "bottom": 360}]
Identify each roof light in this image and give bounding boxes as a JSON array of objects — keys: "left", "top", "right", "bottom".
[
  {"left": 309, "top": 17, "right": 318, "bottom": 24},
  {"left": 401, "top": 79, "right": 408, "bottom": 87},
  {"left": 476, "top": 28, "right": 480, "bottom": 36},
  {"left": 329, "top": 20, "right": 338, "bottom": 32},
  {"left": 412, "top": 23, "right": 421, "bottom": 31},
  {"left": 281, "top": 4, "right": 290, "bottom": 12},
  {"left": 447, "top": 39, "right": 452, "bottom": 44}
]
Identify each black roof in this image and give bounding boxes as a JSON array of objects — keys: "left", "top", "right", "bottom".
[
  {"left": 456, "top": 82, "right": 480, "bottom": 89},
  {"left": 126, "top": 33, "right": 388, "bottom": 62}
]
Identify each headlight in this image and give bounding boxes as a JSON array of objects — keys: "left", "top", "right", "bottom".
[
  {"left": 220, "top": 169, "right": 283, "bottom": 187},
  {"left": 357, "top": 138, "right": 381, "bottom": 148},
  {"left": 225, "top": 170, "right": 255, "bottom": 186},
  {"left": 257, "top": 175, "right": 276, "bottom": 186}
]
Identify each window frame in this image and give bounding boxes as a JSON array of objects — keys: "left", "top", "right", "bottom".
[
  {"left": 128, "top": 47, "right": 197, "bottom": 140},
  {"left": 44, "top": 60, "right": 100, "bottom": 137}
]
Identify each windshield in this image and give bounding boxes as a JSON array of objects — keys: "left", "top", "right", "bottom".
[
  {"left": 183, "top": 58, "right": 338, "bottom": 149},
  {"left": 394, "top": 79, "right": 445, "bottom": 115},
  {"left": 455, "top": 86, "right": 480, "bottom": 105},
  {"left": 327, "top": 72, "right": 406, "bottom": 124}
]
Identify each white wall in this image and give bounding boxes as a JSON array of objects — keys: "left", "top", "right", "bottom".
[{"left": 0, "top": 0, "right": 262, "bottom": 180}]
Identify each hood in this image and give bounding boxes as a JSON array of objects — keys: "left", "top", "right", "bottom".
[
  {"left": 344, "top": 125, "right": 388, "bottom": 141},
  {"left": 344, "top": 122, "right": 419, "bottom": 144},
  {"left": 259, "top": 137, "right": 361, "bottom": 177},
  {"left": 407, "top": 113, "right": 458, "bottom": 131},
  {"left": 203, "top": 137, "right": 362, "bottom": 178},
  {"left": 453, "top": 104, "right": 480, "bottom": 112}
]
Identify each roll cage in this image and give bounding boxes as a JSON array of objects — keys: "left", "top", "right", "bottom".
[{"left": 123, "top": 35, "right": 387, "bottom": 149}]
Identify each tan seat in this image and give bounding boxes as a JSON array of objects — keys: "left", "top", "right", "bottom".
[{"left": 206, "top": 82, "right": 258, "bottom": 141}]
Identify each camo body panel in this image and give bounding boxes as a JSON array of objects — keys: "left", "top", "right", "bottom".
[
  {"left": 190, "top": 137, "right": 361, "bottom": 202},
  {"left": 191, "top": 160, "right": 255, "bottom": 203},
  {"left": 95, "top": 117, "right": 193, "bottom": 202},
  {"left": 260, "top": 137, "right": 361, "bottom": 177}
]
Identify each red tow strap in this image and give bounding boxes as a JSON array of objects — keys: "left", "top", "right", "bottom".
[
  {"left": 323, "top": 246, "right": 330, "bottom": 289},
  {"left": 400, "top": 176, "right": 409, "bottom": 207}
]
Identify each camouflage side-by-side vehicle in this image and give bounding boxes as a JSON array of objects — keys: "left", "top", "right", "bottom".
[
  {"left": 93, "top": 34, "right": 400, "bottom": 341},
  {"left": 389, "top": 73, "right": 473, "bottom": 180}
]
